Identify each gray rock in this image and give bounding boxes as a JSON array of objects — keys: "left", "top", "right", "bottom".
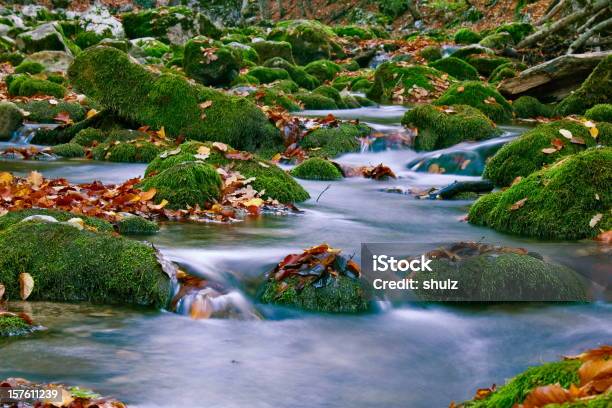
[
  {"left": 24, "top": 50, "right": 73, "bottom": 73},
  {"left": 16, "top": 23, "right": 73, "bottom": 55}
]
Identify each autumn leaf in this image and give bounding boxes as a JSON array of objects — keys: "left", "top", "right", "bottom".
[
  {"left": 243, "top": 197, "right": 264, "bottom": 207},
  {"left": 225, "top": 151, "right": 253, "bottom": 161},
  {"left": 140, "top": 188, "right": 157, "bottom": 201},
  {"left": 589, "top": 127, "right": 599, "bottom": 138},
  {"left": 19, "top": 272, "right": 34, "bottom": 300},
  {"left": 595, "top": 230, "right": 612, "bottom": 243},
  {"left": 510, "top": 197, "right": 528, "bottom": 211},
  {"left": 156, "top": 127, "right": 166, "bottom": 139},
  {"left": 570, "top": 137, "right": 586, "bottom": 145},
  {"left": 522, "top": 384, "right": 573, "bottom": 408},
  {"left": 583, "top": 120, "right": 596, "bottom": 128},
  {"left": 53, "top": 111, "right": 73, "bottom": 125},
  {"left": 159, "top": 146, "right": 181, "bottom": 159},
  {"left": 194, "top": 146, "right": 210, "bottom": 160},
  {"left": 0, "top": 172, "right": 14, "bottom": 185},
  {"left": 551, "top": 138, "right": 564, "bottom": 150},
  {"left": 27, "top": 171, "right": 43, "bottom": 188},
  {"left": 212, "top": 142, "right": 228, "bottom": 152},
  {"left": 149, "top": 199, "right": 168, "bottom": 210},
  {"left": 199, "top": 100, "right": 213, "bottom": 110},
  {"left": 86, "top": 108, "right": 99, "bottom": 119},
  {"left": 541, "top": 147, "right": 558, "bottom": 154},
  {"left": 457, "top": 86, "right": 465, "bottom": 93},
  {"left": 0, "top": 283, "right": 4, "bottom": 299},
  {"left": 559, "top": 129, "right": 573, "bottom": 139},
  {"left": 589, "top": 213, "right": 603, "bottom": 228}
]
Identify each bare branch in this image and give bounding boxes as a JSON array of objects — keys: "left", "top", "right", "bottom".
[
  {"left": 577, "top": 7, "right": 610, "bottom": 33},
  {"left": 568, "top": 16, "right": 612, "bottom": 53},
  {"left": 536, "top": 0, "right": 568, "bottom": 25}
]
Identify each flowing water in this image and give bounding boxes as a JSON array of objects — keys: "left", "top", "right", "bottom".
[{"left": 0, "top": 107, "right": 610, "bottom": 408}]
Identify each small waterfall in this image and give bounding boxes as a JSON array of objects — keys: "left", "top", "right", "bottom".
[{"left": 9, "top": 123, "right": 60, "bottom": 145}]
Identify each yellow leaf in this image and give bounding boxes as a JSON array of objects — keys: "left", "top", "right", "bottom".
[
  {"left": 589, "top": 127, "right": 599, "bottom": 138},
  {"left": 150, "top": 199, "right": 168, "bottom": 210},
  {"left": 140, "top": 188, "right": 157, "bottom": 201},
  {"left": 19, "top": 272, "right": 34, "bottom": 300},
  {"left": 157, "top": 127, "right": 166, "bottom": 139},
  {"left": 243, "top": 198, "right": 264, "bottom": 207},
  {"left": 27, "top": 171, "right": 43, "bottom": 188},
  {"left": 0, "top": 172, "right": 14, "bottom": 185},
  {"left": 86, "top": 109, "right": 99, "bottom": 119}
]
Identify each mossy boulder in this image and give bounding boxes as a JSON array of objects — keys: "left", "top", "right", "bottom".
[
  {"left": 585, "top": 104, "right": 612, "bottom": 122},
  {"left": 117, "top": 216, "right": 159, "bottom": 235},
  {"left": 18, "top": 100, "right": 86, "bottom": 123},
  {"left": 122, "top": 6, "right": 220, "bottom": 45},
  {"left": 263, "top": 56, "right": 320, "bottom": 89},
  {"left": 295, "top": 92, "right": 338, "bottom": 110},
  {"left": 52, "top": 142, "right": 85, "bottom": 158},
  {"left": 132, "top": 37, "right": 171, "bottom": 58},
  {"left": 225, "top": 42, "right": 259, "bottom": 64},
  {"left": 471, "top": 148, "right": 611, "bottom": 240},
  {"left": 92, "top": 140, "right": 162, "bottom": 163},
  {"left": 0, "top": 52, "right": 25, "bottom": 66},
  {"left": 429, "top": 57, "right": 479, "bottom": 80},
  {"left": 14, "top": 60, "right": 45, "bottom": 74},
  {"left": 465, "top": 54, "right": 512, "bottom": 77},
  {"left": 495, "top": 22, "right": 533, "bottom": 44},
  {"left": 488, "top": 61, "right": 526, "bottom": 83},
  {"left": 0, "top": 315, "right": 33, "bottom": 337},
  {"left": 7, "top": 74, "right": 66, "bottom": 98},
  {"left": 68, "top": 46, "right": 280, "bottom": 152},
  {"left": 419, "top": 45, "right": 442, "bottom": 62},
  {"left": 0, "top": 221, "right": 172, "bottom": 307},
  {"left": 268, "top": 20, "right": 339, "bottom": 65},
  {"left": 483, "top": 120, "right": 610, "bottom": 186},
  {"left": 70, "top": 127, "right": 106, "bottom": 146},
  {"left": 183, "top": 37, "right": 241, "bottom": 86},
  {"left": 454, "top": 28, "right": 481, "bottom": 44},
  {"left": 251, "top": 40, "right": 295, "bottom": 64},
  {"left": 248, "top": 66, "right": 290, "bottom": 84},
  {"left": 313, "top": 85, "right": 346, "bottom": 108},
  {"left": 461, "top": 360, "right": 581, "bottom": 408},
  {"left": 304, "top": 59, "right": 342, "bottom": 83},
  {"left": 512, "top": 95, "right": 553, "bottom": 118},
  {"left": 478, "top": 32, "right": 513, "bottom": 49},
  {"left": 333, "top": 25, "right": 376, "bottom": 40},
  {"left": 367, "top": 61, "right": 447, "bottom": 103},
  {"left": 556, "top": 56, "right": 612, "bottom": 116},
  {"left": 290, "top": 158, "right": 343, "bottom": 180},
  {"left": 15, "top": 22, "right": 76, "bottom": 55},
  {"left": 0, "top": 101, "right": 23, "bottom": 140},
  {"left": 450, "top": 44, "right": 494, "bottom": 60},
  {"left": 300, "top": 123, "right": 370, "bottom": 157},
  {"left": 434, "top": 81, "right": 513, "bottom": 122},
  {"left": 145, "top": 142, "right": 310, "bottom": 204},
  {"left": 402, "top": 104, "right": 501, "bottom": 151}
]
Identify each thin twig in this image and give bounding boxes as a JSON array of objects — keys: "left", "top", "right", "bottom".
[{"left": 316, "top": 184, "right": 331, "bottom": 202}]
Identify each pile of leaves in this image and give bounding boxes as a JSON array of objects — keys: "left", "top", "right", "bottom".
[
  {"left": 0, "top": 378, "right": 126, "bottom": 408},
  {"left": 268, "top": 243, "right": 361, "bottom": 292},
  {"left": 0, "top": 169, "right": 298, "bottom": 225}
]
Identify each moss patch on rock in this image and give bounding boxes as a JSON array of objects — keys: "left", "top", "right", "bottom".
[
  {"left": 429, "top": 56, "right": 479, "bottom": 80},
  {"left": 471, "top": 148, "right": 612, "bottom": 240},
  {"left": 251, "top": 40, "right": 295, "bottom": 64},
  {"left": 295, "top": 92, "right": 338, "bottom": 110},
  {"left": 512, "top": 95, "right": 553, "bottom": 118},
  {"left": 0, "top": 221, "right": 172, "bottom": 307},
  {"left": 0, "top": 316, "right": 33, "bottom": 337},
  {"left": 304, "top": 59, "right": 342, "bottom": 83},
  {"left": 248, "top": 66, "right": 290, "bottom": 84},
  {"left": 268, "top": 20, "right": 339, "bottom": 65},
  {"left": 290, "top": 158, "right": 343, "bottom": 180},
  {"left": 585, "top": 103, "right": 612, "bottom": 122},
  {"left": 0, "top": 101, "right": 23, "bottom": 140},
  {"left": 18, "top": 100, "right": 86, "bottom": 123},
  {"left": 402, "top": 104, "right": 501, "bottom": 151},
  {"left": 300, "top": 123, "right": 370, "bottom": 157},
  {"left": 454, "top": 28, "right": 481, "bottom": 44},
  {"left": 434, "top": 81, "right": 512, "bottom": 122},
  {"left": 117, "top": 216, "right": 159, "bottom": 235},
  {"left": 183, "top": 37, "right": 241, "bottom": 86},
  {"left": 367, "top": 61, "right": 447, "bottom": 103},
  {"left": 52, "top": 142, "right": 85, "bottom": 158}
]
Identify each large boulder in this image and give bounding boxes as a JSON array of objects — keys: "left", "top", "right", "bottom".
[
  {"left": 0, "top": 101, "right": 23, "bottom": 141},
  {"left": 434, "top": 81, "right": 513, "bottom": 122},
  {"left": 268, "top": 20, "right": 340, "bottom": 65},
  {"left": 16, "top": 22, "right": 77, "bottom": 55},
  {"left": 471, "top": 148, "right": 612, "bottom": 240},
  {"left": 251, "top": 40, "right": 295, "bottom": 64},
  {"left": 183, "top": 37, "right": 241, "bottom": 86},
  {"left": 0, "top": 215, "right": 172, "bottom": 307},
  {"left": 68, "top": 46, "right": 281, "bottom": 151}
]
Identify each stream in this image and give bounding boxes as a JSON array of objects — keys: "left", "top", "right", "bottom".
[{"left": 0, "top": 106, "right": 610, "bottom": 408}]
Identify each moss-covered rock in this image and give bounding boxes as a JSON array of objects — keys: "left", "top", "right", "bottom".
[
  {"left": 70, "top": 127, "right": 106, "bottom": 146},
  {"left": 585, "top": 103, "right": 612, "bottom": 122},
  {"left": 0, "top": 209, "right": 113, "bottom": 232},
  {"left": 18, "top": 100, "right": 86, "bottom": 123},
  {"left": 304, "top": 59, "right": 342, "bottom": 83},
  {"left": 249, "top": 87, "right": 301, "bottom": 111},
  {"left": 7, "top": 74, "right": 66, "bottom": 98},
  {"left": 419, "top": 45, "right": 442, "bottom": 62},
  {"left": 454, "top": 28, "right": 481, "bottom": 45},
  {"left": 295, "top": 92, "right": 338, "bottom": 110},
  {"left": 434, "top": 81, "right": 513, "bottom": 122},
  {"left": 225, "top": 41, "right": 259, "bottom": 64},
  {"left": 0, "top": 101, "right": 23, "bottom": 140},
  {"left": 145, "top": 142, "right": 310, "bottom": 204},
  {"left": 488, "top": 61, "right": 526, "bottom": 83},
  {"left": 15, "top": 22, "right": 77, "bottom": 55},
  {"left": 483, "top": 120, "right": 609, "bottom": 186},
  {"left": 268, "top": 20, "right": 339, "bottom": 65},
  {"left": 512, "top": 95, "right": 553, "bottom": 118},
  {"left": 248, "top": 66, "right": 290, "bottom": 84},
  {"left": 471, "top": 148, "right": 611, "bottom": 240},
  {"left": 183, "top": 37, "right": 241, "bottom": 86},
  {"left": 52, "top": 142, "right": 85, "bottom": 158},
  {"left": 0, "top": 52, "right": 25, "bottom": 66},
  {"left": 462, "top": 360, "right": 581, "bottom": 408},
  {"left": 251, "top": 40, "right": 295, "bottom": 64},
  {"left": 263, "top": 56, "right": 320, "bottom": 89},
  {"left": 0, "top": 221, "right": 172, "bottom": 307},
  {"left": 367, "top": 62, "right": 447, "bottom": 103},
  {"left": 290, "top": 158, "right": 343, "bottom": 180},
  {"left": 556, "top": 56, "right": 612, "bottom": 116},
  {"left": 430, "top": 56, "right": 479, "bottom": 80},
  {"left": 478, "top": 32, "right": 513, "bottom": 49},
  {"left": 313, "top": 85, "right": 346, "bottom": 108},
  {"left": 93, "top": 140, "right": 162, "bottom": 163},
  {"left": 495, "top": 22, "right": 533, "bottom": 44},
  {"left": 0, "top": 315, "right": 33, "bottom": 337},
  {"left": 117, "top": 216, "right": 159, "bottom": 235},
  {"left": 300, "top": 123, "right": 370, "bottom": 157},
  {"left": 14, "top": 60, "right": 45, "bottom": 74},
  {"left": 132, "top": 37, "right": 171, "bottom": 58},
  {"left": 68, "top": 46, "right": 280, "bottom": 151},
  {"left": 402, "top": 104, "right": 501, "bottom": 151},
  {"left": 465, "top": 54, "right": 512, "bottom": 77}
]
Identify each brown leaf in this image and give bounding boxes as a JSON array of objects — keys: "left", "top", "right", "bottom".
[
  {"left": 0, "top": 283, "right": 4, "bottom": 299},
  {"left": 140, "top": 188, "right": 157, "bottom": 201},
  {"left": 53, "top": 111, "right": 73, "bottom": 125},
  {"left": 570, "top": 137, "right": 586, "bottom": 145},
  {"left": 19, "top": 272, "right": 34, "bottom": 300},
  {"left": 510, "top": 198, "right": 527, "bottom": 211},
  {"left": 522, "top": 384, "right": 573, "bottom": 408},
  {"left": 27, "top": 171, "right": 43, "bottom": 188},
  {"left": 189, "top": 294, "right": 213, "bottom": 319},
  {"left": 457, "top": 86, "right": 465, "bottom": 93}
]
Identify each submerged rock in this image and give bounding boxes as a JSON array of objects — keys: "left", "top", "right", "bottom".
[{"left": 0, "top": 314, "right": 34, "bottom": 337}]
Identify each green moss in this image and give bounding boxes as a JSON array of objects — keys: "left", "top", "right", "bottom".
[
  {"left": 512, "top": 96, "right": 553, "bottom": 118},
  {"left": 231, "top": 74, "right": 260, "bottom": 86},
  {"left": 70, "top": 128, "right": 106, "bottom": 146},
  {"left": 260, "top": 274, "right": 368, "bottom": 313},
  {"left": 250, "top": 88, "right": 301, "bottom": 111},
  {"left": 478, "top": 32, "right": 513, "bottom": 49},
  {"left": 263, "top": 57, "right": 320, "bottom": 89},
  {"left": 0, "top": 52, "right": 25, "bottom": 66},
  {"left": 300, "top": 123, "right": 370, "bottom": 157},
  {"left": 104, "top": 129, "right": 148, "bottom": 143},
  {"left": 544, "top": 394, "right": 612, "bottom": 408},
  {"left": 145, "top": 142, "right": 310, "bottom": 203},
  {"left": 18, "top": 100, "right": 86, "bottom": 123},
  {"left": 483, "top": 120, "right": 607, "bottom": 186},
  {"left": 14, "top": 60, "right": 45, "bottom": 74},
  {"left": 268, "top": 20, "right": 338, "bottom": 65},
  {"left": 434, "top": 81, "right": 513, "bottom": 122},
  {"left": 272, "top": 80, "right": 299, "bottom": 93},
  {"left": 471, "top": 148, "right": 611, "bottom": 240},
  {"left": 419, "top": 45, "right": 443, "bottom": 62},
  {"left": 183, "top": 38, "right": 241, "bottom": 86},
  {"left": 0, "top": 208, "right": 113, "bottom": 233},
  {"left": 134, "top": 38, "right": 171, "bottom": 58},
  {"left": 367, "top": 62, "right": 446, "bottom": 103},
  {"left": 466, "top": 54, "right": 512, "bottom": 77},
  {"left": 454, "top": 28, "right": 481, "bottom": 44},
  {"left": 248, "top": 67, "right": 290, "bottom": 84},
  {"left": 74, "top": 30, "right": 110, "bottom": 49},
  {"left": 402, "top": 104, "right": 500, "bottom": 151},
  {"left": 93, "top": 141, "right": 162, "bottom": 163},
  {"left": 585, "top": 103, "right": 612, "bottom": 122},
  {"left": 465, "top": 360, "right": 581, "bottom": 408},
  {"left": 295, "top": 92, "right": 338, "bottom": 110},
  {"left": 495, "top": 22, "right": 533, "bottom": 43},
  {"left": 0, "top": 101, "right": 24, "bottom": 140},
  {"left": 68, "top": 46, "right": 279, "bottom": 151},
  {"left": 0, "top": 222, "right": 172, "bottom": 307},
  {"left": 290, "top": 158, "right": 342, "bottom": 180},
  {"left": 304, "top": 59, "right": 342, "bottom": 83},
  {"left": 251, "top": 40, "right": 295, "bottom": 64},
  {"left": 8, "top": 76, "right": 66, "bottom": 98},
  {"left": 117, "top": 216, "right": 159, "bottom": 235},
  {"left": 52, "top": 142, "right": 85, "bottom": 158},
  {"left": 489, "top": 64, "right": 518, "bottom": 83},
  {"left": 430, "top": 57, "right": 479, "bottom": 80},
  {"left": 352, "top": 78, "right": 374, "bottom": 93},
  {"left": 313, "top": 85, "right": 346, "bottom": 108},
  {"left": 556, "top": 56, "right": 612, "bottom": 116},
  {"left": 333, "top": 25, "right": 376, "bottom": 40},
  {"left": 0, "top": 316, "right": 32, "bottom": 337}
]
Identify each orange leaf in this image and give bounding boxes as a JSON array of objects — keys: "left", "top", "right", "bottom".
[
  {"left": 522, "top": 384, "right": 573, "bottom": 408},
  {"left": 140, "top": 188, "right": 157, "bottom": 201},
  {"left": 510, "top": 197, "right": 527, "bottom": 211}
]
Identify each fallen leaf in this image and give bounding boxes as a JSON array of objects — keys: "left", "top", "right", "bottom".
[
  {"left": 199, "top": 100, "right": 213, "bottom": 110},
  {"left": 0, "top": 283, "right": 4, "bottom": 299},
  {"left": 86, "top": 108, "right": 98, "bottom": 119},
  {"left": 194, "top": 145, "right": 210, "bottom": 160},
  {"left": 589, "top": 127, "right": 599, "bottom": 138},
  {"left": 27, "top": 171, "right": 43, "bottom": 188},
  {"left": 157, "top": 127, "right": 166, "bottom": 139},
  {"left": 541, "top": 147, "right": 558, "bottom": 154},
  {"left": 149, "top": 199, "right": 169, "bottom": 210},
  {"left": 159, "top": 147, "right": 181, "bottom": 159},
  {"left": 212, "top": 142, "right": 228, "bottom": 152},
  {"left": 243, "top": 197, "right": 264, "bottom": 207},
  {"left": 19, "top": 272, "right": 34, "bottom": 300},
  {"left": 559, "top": 129, "right": 573, "bottom": 139},
  {"left": 510, "top": 198, "right": 528, "bottom": 211},
  {"left": 140, "top": 188, "right": 157, "bottom": 201},
  {"left": 594, "top": 230, "right": 612, "bottom": 244},
  {"left": 589, "top": 213, "right": 603, "bottom": 228},
  {"left": 53, "top": 111, "right": 73, "bottom": 125},
  {"left": 457, "top": 86, "right": 465, "bottom": 93},
  {"left": 551, "top": 138, "right": 564, "bottom": 150},
  {"left": 583, "top": 120, "right": 596, "bottom": 128},
  {"left": 570, "top": 137, "right": 586, "bottom": 145},
  {"left": 522, "top": 384, "right": 573, "bottom": 408},
  {"left": 0, "top": 172, "right": 14, "bottom": 185}
]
